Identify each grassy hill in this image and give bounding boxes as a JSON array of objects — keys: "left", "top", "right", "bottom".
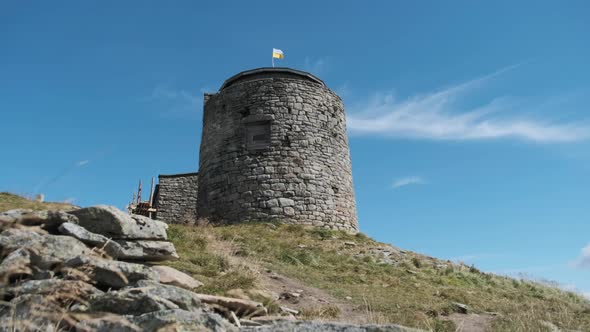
[
  {"left": 0, "top": 192, "right": 77, "bottom": 212},
  {"left": 164, "top": 223, "right": 590, "bottom": 331},
  {"left": 1, "top": 193, "right": 589, "bottom": 331}
]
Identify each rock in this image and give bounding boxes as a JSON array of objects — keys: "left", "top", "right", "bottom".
[
  {"left": 250, "top": 315, "right": 296, "bottom": 324},
  {"left": 74, "top": 313, "right": 140, "bottom": 332},
  {"left": 130, "top": 280, "right": 204, "bottom": 311},
  {"left": 70, "top": 206, "right": 168, "bottom": 240},
  {"left": 64, "top": 255, "right": 158, "bottom": 289},
  {"left": 0, "top": 228, "right": 91, "bottom": 270},
  {"left": 88, "top": 288, "right": 180, "bottom": 315},
  {"left": 0, "top": 294, "right": 65, "bottom": 332},
  {"left": 115, "top": 240, "right": 179, "bottom": 261},
  {"left": 279, "top": 292, "right": 301, "bottom": 300},
  {"left": 0, "top": 209, "right": 33, "bottom": 222},
  {"left": 129, "top": 309, "right": 237, "bottom": 332},
  {"left": 240, "top": 321, "right": 426, "bottom": 332},
  {"left": 3, "top": 279, "right": 102, "bottom": 301},
  {"left": 58, "top": 222, "right": 124, "bottom": 258},
  {"left": 344, "top": 241, "right": 356, "bottom": 247},
  {"left": 452, "top": 302, "right": 469, "bottom": 314},
  {"left": 193, "top": 293, "right": 267, "bottom": 317},
  {"left": 152, "top": 265, "right": 203, "bottom": 290},
  {"left": 279, "top": 306, "right": 299, "bottom": 315},
  {"left": 0, "top": 248, "right": 32, "bottom": 283},
  {"left": 18, "top": 210, "right": 79, "bottom": 233}
]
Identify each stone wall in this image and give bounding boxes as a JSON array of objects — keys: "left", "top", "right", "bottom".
[
  {"left": 197, "top": 69, "right": 358, "bottom": 232},
  {"left": 154, "top": 172, "right": 198, "bottom": 224}
]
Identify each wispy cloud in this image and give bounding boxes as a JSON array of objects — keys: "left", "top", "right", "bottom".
[
  {"left": 143, "top": 85, "right": 204, "bottom": 117},
  {"left": 150, "top": 86, "right": 201, "bottom": 107},
  {"left": 76, "top": 160, "right": 89, "bottom": 167},
  {"left": 392, "top": 176, "right": 425, "bottom": 189},
  {"left": 303, "top": 56, "right": 330, "bottom": 75},
  {"left": 573, "top": 243, "right": 590, "bottom": 268},
  {"left": 346, "top": 66, "right": 590, "bottom": 143}
]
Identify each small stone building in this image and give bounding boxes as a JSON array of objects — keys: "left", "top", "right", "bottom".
[{"left": 153, "top": 67, "right": 358, "bottom": 232}]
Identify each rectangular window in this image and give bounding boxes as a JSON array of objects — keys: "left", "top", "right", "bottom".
[{"left": 246, "top": 121, "right": 271, "bottom": 150}]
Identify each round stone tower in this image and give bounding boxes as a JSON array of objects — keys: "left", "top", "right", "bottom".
[{"left": 197, "top": 67, "right": 358, "bottom": 232}]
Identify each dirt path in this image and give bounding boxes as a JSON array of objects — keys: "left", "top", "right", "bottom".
[
  {"left": 446, "top": 313, "right": 495, "bottom": 332},
  {"left": 257, "top": 269, "right": 368, "bottom": 324}
]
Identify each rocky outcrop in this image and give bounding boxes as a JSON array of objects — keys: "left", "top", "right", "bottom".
[
  {"left": 0, "top": 205, "right": 423, "bottom": 332},
  {"left": 70, "top": 205, "right": 168, "bottom": 240},
  {"left": 152, "top": 265, "right": 203, "bottom": 290}
]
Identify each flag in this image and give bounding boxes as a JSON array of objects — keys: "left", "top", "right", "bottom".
[{"left": 272, "top": 48, "right": 284, "bottom": 59}]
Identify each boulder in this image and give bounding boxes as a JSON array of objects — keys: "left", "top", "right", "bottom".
[
  {"left": 0, "top": 209, "right": 33, "bottom": 223},
  {"left": 0, "top": 294, "right": 64, "bottom": 332},
  {"left": 74, "top": 314, "right": 140, "bottom": 332},
  {"left": 58, "top": 222, "right": 124, "bottom": 258},
  {"left": 130, "top": 280, "right": 203, "bottom": 311},
  {"left": 152, "top": 265, "right": 203, "bottom": 290},
  {"left": 3, "top": 279, "right": 102, "bottom": 301},
  {"left": 115, "top": 240, "right": 179, "bottom": 261},
  {"left": 70, "top": 206, "right": 168, "bottom": 240},
  {"left": 0, "top": 228, "right": 91, "bottom": 270},
  {"left": 64, "top": 255, "right": 158, "bottom": 290},
  {"left": 240, "top": 321, "right": 426, "bottom": 332},
  {"left": 88, "top": 288, "right": 180, "bottom": 315},
  {"left": 0, "top": 248, "right": 32, "bottom": 283},
  {"left": 18, "top": 210, "right": 79, "bottom": 233},
  {"left": 75, "top": 309, "right": 236, "bottom": 332},
  {"left": 129, "top": 309, "right": 237, "bottom": 332}
]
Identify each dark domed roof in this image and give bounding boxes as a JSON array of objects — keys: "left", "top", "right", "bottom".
[{"left": 220, "top": 67, "right": 325, "bottom": 90}]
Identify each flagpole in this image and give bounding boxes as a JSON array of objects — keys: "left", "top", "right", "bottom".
[{"left": 272, "top": 56, "right": 274, "bottom": 68}]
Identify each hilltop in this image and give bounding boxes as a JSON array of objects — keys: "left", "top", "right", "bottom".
[{"left": 1, "top": 193, "right": 589, "bottom": 331}]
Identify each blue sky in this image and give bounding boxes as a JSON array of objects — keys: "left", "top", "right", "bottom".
[{"left": 1, "top": 1, "right": 589, "bottom": 296}]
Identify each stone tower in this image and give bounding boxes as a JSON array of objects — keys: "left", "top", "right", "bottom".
[{"left": 197, "top": 68, "right": 358, "bottom": 232}]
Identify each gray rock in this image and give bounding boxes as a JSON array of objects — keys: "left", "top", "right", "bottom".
[
  {"left": 74, "top": 314, "right": 140, "bottom": 332},
  {"left": 3, "top": 279, "right": 102, "bottom": 299},
  {"left": 0, "top": 248, "right": 32, "bottom": 283},
  {"left": 0, "top": 209, "right": 33, "bottom": 223},
  {"left": 152, "top": 265, "right": 203, "bottom": 290},
  {"left": 58, "top": 222, "right": 124, "bottom": 258},
  {"left": 0, "top": 228, "right": 91, "bottom": 270},
  {"left": 128, "top": 280, "right": 203, "bottom": 311},
  {"left": 70, "top": 206, "right": 168, "bottom": 240},
  {"left": 240, "top": 321, "right": 425, "bottom": 332},
  {"left": 0, "top": 209, "right": 79, "bottom": 234},
  {"left": 88, "top": 288, "right": 180, "bottom": 315},
  {"left": 18, "top": 210, "right": 79, "bottom": 233},
  {"left": 115, "top": 240, "right": 179, "bottom": 261},
  {"left": 64, "top": 255, "right": 158, "bottom": 290},
  {"left": 129, "top": 309, "right": 236, "bottom": 332},
  {"left": 0, "top": 294, "right": 63, "bottom": 332},
  {"left": 452, "top": 302, "right": 469, "bottom": 314}
]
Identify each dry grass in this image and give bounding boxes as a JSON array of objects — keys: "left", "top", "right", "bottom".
[
  {"left": 164, "top": 223, "right": 590, "bottom": 332},
  {"left": 0, "top": 192, "right": 77, "bottom": 213}
]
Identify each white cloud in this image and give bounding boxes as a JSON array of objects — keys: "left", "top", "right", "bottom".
[
  {"left": 346, "top": 67, "right": 590, "bottom": 143},
  {"left": 392, "top": 176, "right": 425, "bottom": 189},
  {"left": 76, "top": 160, "right": 89, "bottom": 167},
  {"left": 574, "top": 243, "right": 590, "bottom": 268}
]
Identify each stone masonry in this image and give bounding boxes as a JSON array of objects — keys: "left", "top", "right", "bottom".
[
  {"left": 153, "top": 172, "right": 198, "bottom": 223},
  {"left": 196, "top": 68, "right": 358, "bottom": 232}
]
